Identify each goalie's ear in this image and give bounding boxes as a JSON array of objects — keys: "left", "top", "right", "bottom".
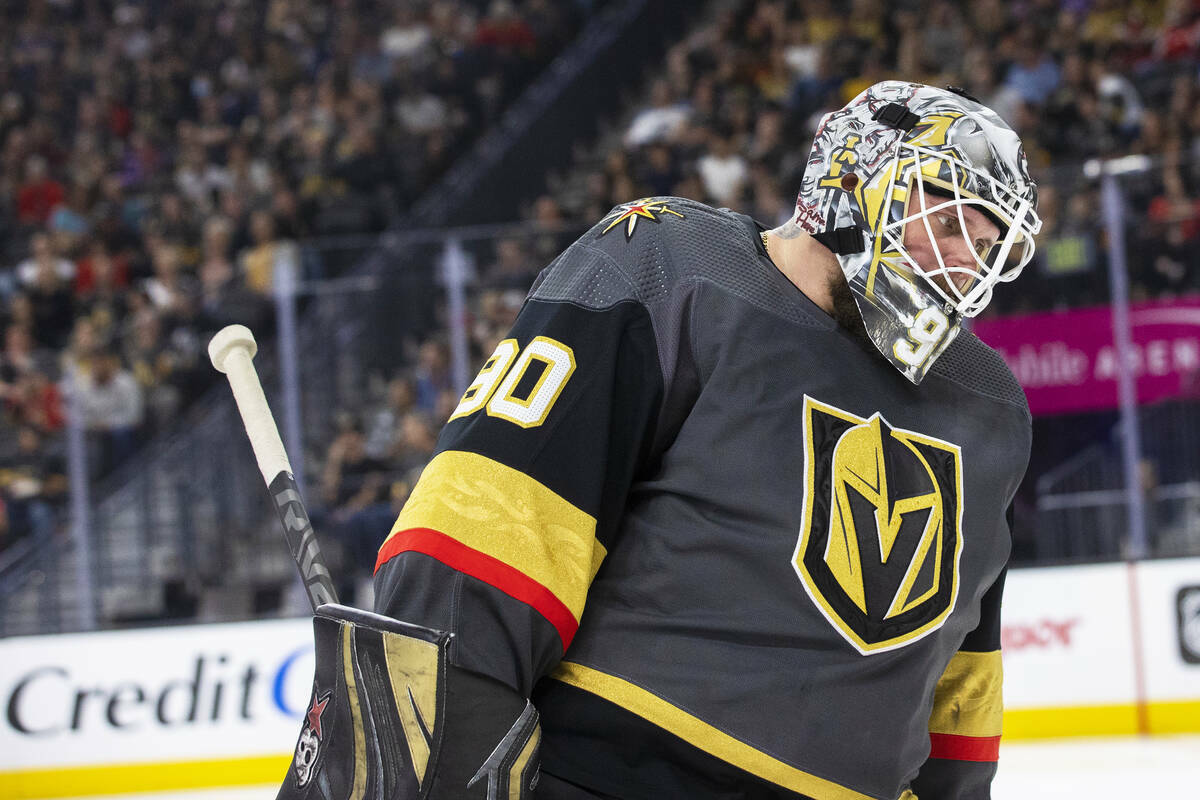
[{"left": 277, "top": 604, "right": 541, "bottom": 800}]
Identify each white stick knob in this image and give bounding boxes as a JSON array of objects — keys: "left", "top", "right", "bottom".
[{"left": 208, "top": 325, "right": 293, "bottom": 484}]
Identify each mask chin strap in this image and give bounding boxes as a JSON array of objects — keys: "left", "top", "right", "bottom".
[{"left": 815, "top": 102, "right": 921, "bottom": 257}]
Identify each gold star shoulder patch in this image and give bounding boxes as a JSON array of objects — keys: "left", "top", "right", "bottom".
[{"left": 600, "top": 198, "right": 685, "bottom": 241}]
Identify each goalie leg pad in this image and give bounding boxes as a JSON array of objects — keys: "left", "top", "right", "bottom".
[{"left": 277, "top": 603, "right": 540, "bottom": 800}]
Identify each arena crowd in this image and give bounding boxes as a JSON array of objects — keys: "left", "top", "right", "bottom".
[{"left": 4, "top": 0, "right": 1199, "bottom": 581}]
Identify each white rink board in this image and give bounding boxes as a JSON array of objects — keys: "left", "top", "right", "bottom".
[
  {"left": 0, "top": 617, "right": 313, "bottom": 772},
  {"left": 2, "top": 559, "right": 1199, "bottom": 795},
  {"left": 1000, "top": 563, "right": 1138, "bottom": 709},
  {"left": 1001, "top": 558, "right": 1200, "bottom": 711},
  {"left": 1135, "top": 558, "right": 1200, "bottom": 701}
]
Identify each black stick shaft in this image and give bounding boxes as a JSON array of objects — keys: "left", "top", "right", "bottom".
[{"left": 268, "top": 470, "right": 338, "bottom": 611}]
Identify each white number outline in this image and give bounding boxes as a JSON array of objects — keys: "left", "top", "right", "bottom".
[
  {"left": 486, "top": 336, "right": 577, "bottom": 428},
  {"left": 449, "top": 339, "right": 519, "bottom": 421}
]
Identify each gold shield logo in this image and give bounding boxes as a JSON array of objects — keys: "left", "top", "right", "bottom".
[{"left": 793, "top": 396, "right": 964, "bottom": 654}]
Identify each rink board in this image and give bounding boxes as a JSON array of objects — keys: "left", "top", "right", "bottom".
[
  {"left": 1, "top": 558, "right": 1198, "bottom": 797},
  {"left": 1001, "top": 558, "right": 1200, "bottom": 738}
]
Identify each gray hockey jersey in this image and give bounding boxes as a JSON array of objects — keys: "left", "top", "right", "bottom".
[{"left": 374, "top": 197, "right": 1031, "bottom": 799}]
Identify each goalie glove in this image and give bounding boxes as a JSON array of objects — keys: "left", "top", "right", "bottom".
[{"left": 278, "top": 604, "right": 541, "bottom": 800}]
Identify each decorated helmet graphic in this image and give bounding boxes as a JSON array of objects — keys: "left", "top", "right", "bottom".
[{"left": 796, "top": 81, "right": 1042, "bottom": 383}]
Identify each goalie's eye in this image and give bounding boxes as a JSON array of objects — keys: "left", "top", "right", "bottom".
[
  {"left": 934, "top": 213, "right": 960, "bottom": 234},
  {"left": 934, "top": 211, "right": 993, "bottom": 257}
]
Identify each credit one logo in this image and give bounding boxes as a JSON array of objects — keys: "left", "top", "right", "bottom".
[
  {"left": 5, "top": 646, "right": 313, "bottom": 735},
  {"left": 1177, "top": 586, "right": 1200, "bottom": 664}
]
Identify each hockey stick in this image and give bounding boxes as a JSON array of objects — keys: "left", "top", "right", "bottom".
[{"left": 208, "top": 324, "right": 338, "bottom": 612}]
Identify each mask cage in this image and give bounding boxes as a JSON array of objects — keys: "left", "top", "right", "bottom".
[{"left": 874, "top": 140, "right": 1040, "bottom": 317}]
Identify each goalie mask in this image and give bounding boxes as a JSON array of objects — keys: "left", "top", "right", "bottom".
[{"left": 796, "top": 81, "right": 1041, "bottom": 383}]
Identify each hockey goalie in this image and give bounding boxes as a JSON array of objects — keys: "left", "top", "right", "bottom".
[{"left": 267, "top": 81, "right": 1041, "bottom": 800}]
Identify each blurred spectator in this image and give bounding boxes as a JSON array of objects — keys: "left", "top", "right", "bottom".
[
  {"left": 1094, "top": 59, "right": 1146, "bottom": 143},
  {"left": 60, "top": 315, "right": 103, "bottom": 381},
  {"left": 1, "top": 324, "right": 41, "bottom": 406},
  {"left": 320, "top": 415, "right": 394, "bottom": 583},
  {"left": 474, "top": 1, "right": 538, "bottom": 55},
  {"left": 1145, "top": 163, "right": 1200, "bottom": 295},
  {"left": 529, "top": 194, "right": 567, "bottom": 262},
  {"left": 787, "top": 42, "right": 843, "bottom": 123},
  {"left": 395, "top": 78, "right": 454, "bottom": 137},
  {"left": 698, "top": 125, "right": 749, "bottom": 207},
  {"left": 0, "top": 292, "right": 35, "bottom": 335},
  {"left": 473, "top": 288, "right": 524, "bottom": 357},
  {"left": 321, "top": 416, "right": 390, "bottom": 513},
  {"left": 483, "top": 236, "right": 539, "bottom": 289},
  {"left": 413, "top": 338, "right": 454, "bottom": 414},
  {"left": 74, "top": 240, "right": 130, "bottom": 297},
  {"left": 381, "top": 6, "right": 434, "bottom": 65},
  {"left": 47, "top": 181, "right": 93, "bottom": 254},
  {"left": 15, "top": 232, "right": 75, "bottom": 290},
  {"left": 1004, "top": 38, "right": 1062, "bottom": 107},
  {"left": 395, "top": 410, "right": 440, "bottom": 470},
  {"left": 153, "top": 193, "right": 202, "bottom": 260},
  {"left": 239, "top": 210, "right": 298, "bottom": 295},
  {"left": 124, "top": 311, "right": 187, "bottom": 431},
  {"left": 624, "top": 80, "right": 691, "bottom": 148},
  {"left": 12, "top": 369, "right": 64, "bottom": 434},
  {"left": 142, "top": 241, "right": 198, "bottom": 326},
  {"left": 1157, "top": 0, "right": 1200, "bottom": 62},
  {"left": 196, "top": 217, "right": 268, "bottom": 335},
  {"left": 15, "top": 155, "right": 64, "bottom": 225},
  {"left": 638, "top": 144, "right": 683, "bottom": 198},
  {"left": 363, "top": 375, "right": 418, "bottom": 462},
  {"left": 0, "top": 425, "right": 66, "bottom": 546},
  {"left": 120, "top": 130, "right": 163, "bottom": 193},
  {"left": 22, "top": 241, "right": 76, "bottom": 351},
  {"left": 75, "top": 350, "right": 143, "bottom": 475}
]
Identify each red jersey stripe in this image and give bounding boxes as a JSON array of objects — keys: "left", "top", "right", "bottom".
[
  {"left": 376, "top": 527, "right": 579, "bottom": 651},
  {"left": 927, "top": 732, "right": 1001, "bottom": 762}
]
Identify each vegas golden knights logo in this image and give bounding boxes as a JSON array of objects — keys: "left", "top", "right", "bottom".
[{"left": 793, "top": 396, "right": 964, "bottom": 654}]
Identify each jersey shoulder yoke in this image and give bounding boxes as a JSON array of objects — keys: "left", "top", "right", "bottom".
[
  {"left": 532, "top": 197, "right": 815, "bottom": 329},
  {"left": 931, "top": 330, "right": 1030, "bottom": 418}
]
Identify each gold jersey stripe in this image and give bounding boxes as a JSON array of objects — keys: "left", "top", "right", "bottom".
[
  {"left": 550, "top": 662, "right": 875, "bottom": 800},
  {"left": 383, "top": 450, "right": 606, "bottom": 623},
  {"left": 927, "top": 650, "right": 1003, "bottom": 738}
]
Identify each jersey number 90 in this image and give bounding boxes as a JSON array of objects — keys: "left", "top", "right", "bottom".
[{"left": 449, "top": 337, "right": 576, "bottom": 428}]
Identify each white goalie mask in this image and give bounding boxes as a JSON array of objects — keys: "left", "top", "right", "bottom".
[{"left": 796, "top": 81, "right": 1042, "bottom": 383}]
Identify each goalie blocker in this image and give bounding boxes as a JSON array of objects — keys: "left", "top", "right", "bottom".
[{"left": 278, "top": 604, "right": 541, "bottom": 800}]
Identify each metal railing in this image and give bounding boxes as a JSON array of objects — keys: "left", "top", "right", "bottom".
[{"left": 1033, "top": 399, "right": 1200, "bottom": 562}]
